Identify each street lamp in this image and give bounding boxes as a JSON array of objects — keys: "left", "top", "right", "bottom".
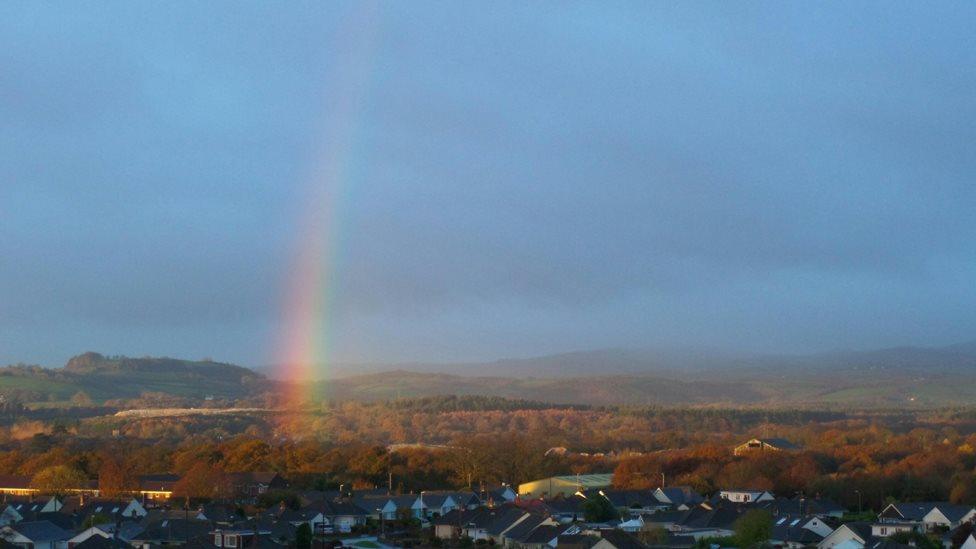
[{"left": 854, "top": 489, "right": 862, "bottom": 515}]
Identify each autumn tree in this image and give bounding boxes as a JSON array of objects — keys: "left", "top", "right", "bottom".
[
  {"left": 98, "top": 453, "right": 139, "bottom": 497},
  {"left": 172, "top": 462, "right": 232, "bottom": 500},
  {"left": 31, "top": 465, "right": 88, "bottom": 496}
]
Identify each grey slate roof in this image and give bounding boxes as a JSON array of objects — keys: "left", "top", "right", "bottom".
[{"left": 6, "top": 520, "right": 73, "bottom": 542}]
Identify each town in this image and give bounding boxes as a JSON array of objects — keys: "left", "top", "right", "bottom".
[{"left": 0, "top": 437, "right": 973, "bottom": 549}]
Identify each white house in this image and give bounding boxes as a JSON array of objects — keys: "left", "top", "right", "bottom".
[
  {"left": 818, "top": 523, "right": 872, "bottom": 549},
  {"left": 719, "top": 489, "right": 775, "bottom": 503},
  {"left": 871, "top": 522, "right": 915, "bottom": 538},
  {"left": 617, "top": 515, "right": 644, "bottom": 533},
  {"left": 67, "top": 526, "right": 114, "bottom": 547},
  {"left": 923, "top": 505, "right": 976, "bottom": 530}
]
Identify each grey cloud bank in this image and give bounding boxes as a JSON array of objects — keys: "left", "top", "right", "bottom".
[{"left": 1, "top": 2, "right": 974, "bottom": 368}]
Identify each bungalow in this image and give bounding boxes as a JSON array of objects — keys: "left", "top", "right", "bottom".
[
  {"left": 0, "top": 520, "right": 73, "bottom": 549},
  {"left": 870, "top": 522, "right": 915, "bottom": 538},
  {"left": 733, "top": 438, "right": 799, "bottom": 456},
  {"left": 718, "top": 489, "right": 775, "bottom": 503},
  {"left": 879, "top": 502, "right": 976, "bottom": 532},
  {"left": 818, "top": 522, "right": 874, "bottom": 549},
  {"left": 484, "top": 485, "right": 517, "bottom": 505},
  {"left": 483, "top": 507, "right": 534, "bottom": 545},
  {"left": 771, "top": 524, "right": 826, "bottom": 549},
  {"left": 130, "top": 518, "right": 213, "bottom": 546},
  {"left": 513, "top": 523, "right": 579, "bottom": 549},
  {"left": 591, "top": 490, "right": 664, "bottom": 516},
  {"left": 211, "top": 527, "right": 272, "bottom": 549},
  {"left": 671, "top": 505, "right": 742, "bottom": 540},
  {"left": 416, "top": 493, "right": 460, "bottom": 518},
  {"left": 0, "top": 477, "right": 36, "bottom": 498},
  {"left": 497, "top": 514, "right": 551, "bottom": 547},
  {"left": 304, "top": 500, "right": 369, "bottom": 534},
  {"left": 67, "top": 522, "right": 144, "bottom": 548},
  {"left": 653, "top": 487, "right": 704, "bottom": 511},
  {"left": 136, "top": 475, "right": 178, "bottom": 501},
  {"left": 433, "top": 508, "right": 496, "bottom": 541},
  {"left": 76, "top": 498, "right": 147, "bottom": 524},
  {"left": 617, "top": 515, "right": 644, "bottom": 533}
]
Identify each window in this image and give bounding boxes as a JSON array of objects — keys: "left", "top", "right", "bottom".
[
  {"left": 214, "top": 534, "right": 223, "bottom": 547},
  {"left": 224, "top": 534, "right": 238, "bottom": 548}
]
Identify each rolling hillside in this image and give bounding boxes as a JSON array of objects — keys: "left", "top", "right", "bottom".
[{"left": 3, "top": 344, "right": 976, "bottom": 408}]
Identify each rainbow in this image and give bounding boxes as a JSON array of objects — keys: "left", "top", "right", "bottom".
[{"left": 272, "top": 5, "right": 381, "bottom": 410}]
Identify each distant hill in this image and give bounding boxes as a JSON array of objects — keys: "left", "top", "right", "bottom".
[
  {"left": 3, "top": 342, "right": 976, "bottom": 408},
  {"left": 310, "top": 341, "right": 976, "bottom": 380},
  {"left": 0, "top": 352, "right": 268, "bottom": 404}
]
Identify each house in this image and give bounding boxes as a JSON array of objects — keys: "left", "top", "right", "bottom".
[
  {"left": 351, "top": 494, "right": 417, "bottom": 521},
  {"left": 501, "top": 518, "right": 575, "bottom": 549},
  {"left": 0, "top": 478, "right": 36, "bottom": 498},
  {"left": 590, "top": 490, "right": 664, "bottom": 516},
  {"left": 616, "top": 515, "right": 644, "bottom": 533},
  {"left": 0, "top": 520, "right": 73, "bottom": 549},
  {"left": 304, "top": 500, "right": 369, "bottom": 533},
  {"left": 195, "top": 503, "right": 240, "bottom": 526},
  {"left": 760, "top": 497, "right": 846, "bottom": 519},
  {"left": 541, "top": 496, "right": 586, "bottom": 524},
  {"left": 771, "top": 522, "right": 827, "bottom": 549},
  {"left": 67, "top": 523, "right": 144, "bottom": 548},
  {"left": 224, "top": 473, "right": 286, "bottom": 498},
  {"left": 870, "top": 522, "right": 915, "bottom": 538},
  {"left": 671, "top": 505, "right": 743, "bottom": 540},
  {"left": 484, "top": 507, "right": 534, "bottom": 545},
  {"left": 518, "top": 475, "right": 614, "bottom": 499},
  {"left": 591, "top": 529, "right": 649, "bottom": 549},
  {"left": 922, "top": 504, "right": 976, "bottom": 531},
  {"left": 718, "top": 489, "right": 775, "bottom": 503},
  {"left": 652, "top": 487, "right": 703, "bottom": 511},
  {"left": 432, "top": 508, "right": 496, "bottom": 541},
  {"left": 210, "top": 528, "right": 272, "bottom": 549},
  {"left": 878, "top": 502, "right": 976, "bottom": 532},
  {"left": 136, "top": 475, "right": 179, "bottom": 501},
  {"left": 76, "top": 498, "right": 147, "bottom": 524},
  {"left": 130, "top": 518, "right": 214, "bottom": 546},
  {"left": 483, "top": 486, "right": 517, "bottom": 505},
  {"left": 733, "top": 438, "right": 800, "bottom": 456},
  {"left": 496, "top": 514, "right": 551, "bottom": 547},
  {"left": 960, "top": 533, "right": 976, "bottom": 549},
  {"left": 71, "top": 536, "right": 133, "bottom": 549},
  {"left": 0, "top": 501, "right": 42, "bottom": 526},
  {"left": 818, "top": 522, "right": 874, "bottom": 549},
  {"left": 513, "top": 523, "right": 578, "bottom": 549},
  {"left": 415, "top": 493, "right": 460, "bottom": 518}
]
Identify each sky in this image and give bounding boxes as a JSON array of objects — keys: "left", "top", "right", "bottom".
[{"left": 1, "top": 2, "right": 975, "bottom": 369}]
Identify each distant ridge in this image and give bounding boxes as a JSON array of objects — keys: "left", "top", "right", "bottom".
[{"left": 280, "top": 341, "right": 976, "bottom": 380}]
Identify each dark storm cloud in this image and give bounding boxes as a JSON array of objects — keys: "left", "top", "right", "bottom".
[{"left": 1, "top": 2, "right": 974, "bottom": 366}]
